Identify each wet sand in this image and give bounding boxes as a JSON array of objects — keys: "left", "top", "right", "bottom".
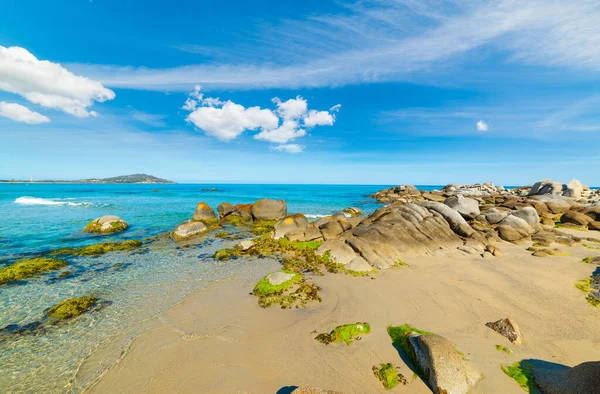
[{"left": 84, "top": 231, "right": 600, "bottom": 393}]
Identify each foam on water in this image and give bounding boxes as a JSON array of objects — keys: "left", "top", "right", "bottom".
[{"left": 14, "top": 196, "right": 92, "bottom": 207}]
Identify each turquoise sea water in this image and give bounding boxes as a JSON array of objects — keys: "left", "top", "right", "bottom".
[{"left": 0, "top": 183, "right": 403, "bottom": 393}]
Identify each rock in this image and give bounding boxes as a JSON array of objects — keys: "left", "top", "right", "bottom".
[
  {"left": 238, "top": 240, "right": 254, "bottom": 250},
  {"left": 319, "top": 219, "right": 346, "bottom": 240},
  {"left": 485, "top": 318, "right": 523, "bottom": 344},
  {"left": 528, "top": 195, "right": 578, "bottom": 214},
  {"left": 420, "top": 201, "right": 475, "bottom": 237},
  {"left": 408, "top": 334, "right": 481, "bottom": 394},
  {"left": 529, "top": 180, "right": 564, "bottom": 196},
  {"left": 312, "top": 216, "right": 331, "bottom": 227},
  {"left": 589, "top": 221, "right": 600, "bottom": 231},
  {"left": 344, "top": 256, "right": 373, "bottom": 273},
  {"left": 512, "top": 207, "right": 540, "bottom": 227},
  {"left": 193, "top": 202, "right": 217, "bottom": 222},
  {"left": 341, "top": 203, "right": 464, "bottom": 269},
  {"left": 534, "top": 361, "right": 600, "bottom": 394},
  {"left": 251, "top": 198, "right": 287, "bottom": 221},
  {"left": 316, "top": 239, "right": 357, "bottom": 265},
  {"left": 497, "top": 215, "right": 535, "bottom": 242},
  {"left": 83, "top": 215, "right": 128, "bottom": 234},
  {"left": 232, "top": 204, "right": 253, "bottom": 221},
  {"left": 273, "top": 214, "right": 309, "bottom": 240},
  {"left": 174, "top": 221, "right": 208, "bottom": 240},
  {"left": 444, "top": 195, "right": 480, "bottom": 219},
  {"left": 584, "top": 205, "right": 600, "bottom": 221},
  {"left": 342, "top": 207, "right": 362, "bottom": 217},
  {"left": 563, "top": 178, "right": 586, "bottom": 199},
  {"left": 541, "top": 217, "right": 556, "bottom": 226},
  {"left": 422, "top": 192, "right": 447, "bottom": 202},
  {"left": 286, "top": 224, "right": 324, "bottom": 242},
  {"left": 291, "top": 387, "right": 343, "bottom": 394},
  {"left": 266, "top": 271, "right": 295, "bottom": 286},
  {"left": 561, "top": 210, "right": 594, "bottom": 226},
  {"left": 370, "top": 184, "right": 423, "bottom": 203},
  {"left": 485, "top": 244, "right": 503, "bottom": 257},
  {"left": 217, "top": 202, "right": 237, "bottom": 218},
  {"left": 483, "top": 208, "right": 509, "bottom": 225}
]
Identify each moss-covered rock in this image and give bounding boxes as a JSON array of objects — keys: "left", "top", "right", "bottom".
[
  {"left": 576, "top": 278, "right": 600, "bottom": 307},
  {"left": 83, "top": 215, "right": 128, "bottom": 234},
  {"left": 252, "top": 270, "right": 321, "bottom": 308},
  {"left": 372, "top": 363, "right": 407, "bottom": 390},
  {"left": 315, "top": 322, "right": 371, "bottom": 345},
  {"left": 46, "top": 296, "right": 98, "bottom": 320},
  {"left": 51, "top": 240, "right": 142, "bottom": 256},
  {"left": 0, "top": 258, "right": 67, "bottom": 285}
]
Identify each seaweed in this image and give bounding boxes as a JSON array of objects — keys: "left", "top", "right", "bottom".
[
  {"left": 0, "top": 258, "right": 67, "bottom": 286},
  {"left": 51, "top": 240, "right": 142, "bottom": 256},
  {"left": 46, "top": 297, "right": 98, "bottom": 320},
  {"left": 315, "top": 322, "right": 371, "bottom": 345},
  {"left": 501, "top": 361, "right": 536, "bottom": 392},
  {"left": 372, "top": 363, "right": 407, "bottom": 389}
]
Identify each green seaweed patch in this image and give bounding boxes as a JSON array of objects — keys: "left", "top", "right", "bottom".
[
  {"left": 52, "top": 240, "right": 142, "bottom": 256},
  {"left": 58, "top": 271, "right": 72, "bottom": 279},
  {"left": 46, "top": 296, "right": 98, "bottom": 320},
  {"left": 387, "top": 324, "right": 433, "bottom": 380},
  {"left": 554, "top": 224, "right": 585, "bottom": 231},
  {"left": 501, "top": 361, "right": 536, "bottom": 392},
  {"left": 394, "top": 259, "right": 410, "bottom": 267},
  {"left": 253, "top": 271, "right": 321, "bottom": 308},
  {"left": 496, "top": 345, "right": 513, "bottom": 354},
  {"left": 583, "top": 244, "right": 600, "bottom": 250},
  {"left": 0, "top": 258, "right": 67, "bottom": 286},
  {"left": 215, "top": 231, "right": 232, "bottom": 239},
  {"left": 575, "top": 278, "right": 600, "bottom": 307},
  {"left": 315, "top": 322, "right": 371, "bottom": 345},
  {"left": 222, "top": 215, "right": 251, "bottom": 226},
  {"left": 214, "top": 246, "right": 242, "bottom": 260},
  {"left": 251, "top": 220, "right": 277, "bottom": 235},
  {"left": 253, "top": 270, "right": 301, "bottom": 297},
  {"left": 372, "top": 363, "right": 407, "bottom": 390}
]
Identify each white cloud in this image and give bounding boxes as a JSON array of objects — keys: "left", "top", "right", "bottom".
[
  {"left": 0, "top": 46, "right": 115, "bottom": 117},
  {"left": 183, "top": 88, "right": 338, "bottom": 149},
  {"left": 254, "top": 120, "right": 306, "bottom": 144},
  {"left": 270, "top": 144, "right": 304, "bottom": 154},
  {"left": 476, "top": 120, "right": 489, "bottom": 132},
  {"left": 0, "top": 101, "right": 50, "bottom": 124},
  {"left": 304, "top": 109, "right": 336, "bottom": 127}
]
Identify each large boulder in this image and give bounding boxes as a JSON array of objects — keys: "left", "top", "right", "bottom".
[
  {"left": 444, "top": 195, "right": 480, "bottom": 219},
  {"left": 217, "top": 202, "right": 237, "bottom": 218},
  {"left": 563, "top": 179, "right": 586, "bottom": 199},
  {"left": 420, "top": 202, "right": 475, "bottom": 237},
  {"left": 344, "top": 256, "right": 373, "bottom": 273},
  {"left": 408, "top": 334, "right": 481, "bottom": 394},
  {"left": 193, "top": 202, "right": 217, "bottom": 222},
  {"left": 497, "top": 215, "right": 535, "bottom": 242},
  {"left": 481, "top": 208, "right": 509, "bottom": 224},
  {"left": 340, "top": 203, "right": 464, "bottom": 269},
  {"left": 534, "top": 361, "right": 600, "bottom": 394},
  {"left": 317, "top": 239, "right": 357, "bottom": 265},
  {"left": 273, "top": 214, "right": 309, "bottom": 239},
  {"left": 320, "top": 219, "right": 346, "bottom": 240},
  {"left": 83, "top": 215, "right": 128, "bottom": 234},
  {"left": 286, "top": 224, "right": 323, "bottom": 242},
  {"left": 528, "top": 195, "right": 578, "bottom": 214},
  {"left": 251, "top": 198, "right": 287, "bottom": 221},
  {"left": 529, "top": 180, "right": 564, "bottom": 196},
  {"left": 512, "top": 207, "right": 540, "bottom": 227},
  {"left": 174, "top": 221, "right": 208, "bottom": 240},
  {"left": 560, "top": 210, "right": 594, "bottom": 226}
]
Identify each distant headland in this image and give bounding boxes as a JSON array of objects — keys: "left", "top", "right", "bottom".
[{"left": 0, "top": 174, "right": 175, "bottom": 184}]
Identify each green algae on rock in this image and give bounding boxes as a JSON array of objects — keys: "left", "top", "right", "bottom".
[
  {"left": 315, "top": 322, "right": 371, "bottom": 345},
  {"left": 251, "top": 220, "right": 277, "bottom": 235},
  {"left": 83, "top": 215, "right": 128, "bottom": 234},
  {"left": 46, "top": 297, "right": 98, "bottom": 320},
  {"left": 576, "top": 278, "right": 600, "bottom": 307},
  {"left": 0, "top": 258, "right": 67, "bottom": 285},
  {"left": 253, "top": 270, "right": 321, "bottom": 308},
  {"left": 495, "top": 344, "right": 513, "bottom": 354},
  {"left": 372, "top": 363, "right": 407, "bottom": 390},
  {"left": 387, "top": 324, "right": 434, "bottom": 379},
  {"left": 51, "top": 240, "right": 142, "bottom": 256},
  {"left": 253, "top": 270, "right": 300, "bottom": 297},
  {"left": 501, "top": 361, "right": 536, "bottom": 392}
]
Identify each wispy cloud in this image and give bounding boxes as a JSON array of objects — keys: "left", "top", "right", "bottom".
[
  {"left": 70, "top": 0, "right": 600, "bottom": 91},
  {"left": 129, "top": 108, "right": 168, "bottom": 127}
]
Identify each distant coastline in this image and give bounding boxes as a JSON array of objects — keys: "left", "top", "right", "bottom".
[{"left": 0, "top": 173, "right": 175, "bottom": 184}]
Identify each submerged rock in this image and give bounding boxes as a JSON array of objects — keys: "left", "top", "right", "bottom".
[
  {"left": 83, "top": 215, "right": 128, "bottom": 234},
  {"left": 485, "top": 318, "right": 523, "bottom": 345},
  {"left": 251, "top": 198, "right": 287, "bottom": 220},
  {"left": 534, "top": 361, "right": 600, "bottom": 394},
  {"left": 0, "top": 258, "right": 67, "bottom": 286},
  {"left": 46, "top": 296, "right": 98, "bottom": 320}
]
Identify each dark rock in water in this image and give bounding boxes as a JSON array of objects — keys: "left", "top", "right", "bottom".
[
  {"left": 0, "top": 321, "right": 45, "bottom": 341},
  {"left": 251, "top": 198, "right": 287, "bottom": 221},
  {"left": 485, "top": 318, "right": 523, "bottom": 344},
  {"left": 408, "top": 334, "right": 481, "bottom": 394},
  {"left": 534, "top": 361, "right": 600, "bottom": 394}
]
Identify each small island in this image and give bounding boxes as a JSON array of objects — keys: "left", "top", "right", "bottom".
[{"left": 0, "top": 173, "right": 175, "bottom": 184}]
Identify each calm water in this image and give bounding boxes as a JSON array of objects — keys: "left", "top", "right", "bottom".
[{"left": 0, "top": 183, "right": 404, "bottom": 393}]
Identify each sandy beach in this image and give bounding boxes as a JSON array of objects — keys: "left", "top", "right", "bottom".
[{"left": 84, "top": 228, "right": 600, "bottom": 394}]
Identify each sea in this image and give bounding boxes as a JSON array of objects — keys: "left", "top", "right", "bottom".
[{"left": 0, "top": 183, "right": 417, "bottom": 393}]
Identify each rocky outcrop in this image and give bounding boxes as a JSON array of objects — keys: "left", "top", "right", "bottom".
[
  {"left": 444, "top": 195, "right": 480, "bottom": 219},
  {"left": 534, "top": 361, "right": 600, "bottom": 394},
  {"left": 174, "top": 221, "right": 208, "bottom": 240},
  {"left": 83, "top": 216, "right": 128, "bottom": 234},
  {"left": 317, "top": 239, "right": 357, "bottom": 265},
  {"left": 485, "top": 318, "right": 523, "bottom": 345},
  {"left": 443, "top": 182, "right": 504, "bottom": 197},
  {"left": 251, "top": 198, "right": 287, "bottom": 221},
  {"left": 408, "top": 334, "right": 481, "bottom": 394},
  {"left": 528, "top": 178, "right": 590, "bottom": 201},
  {"left": 193, "top": 202, "right": 217, "bottom": 222},
  {"left": 370, "top": 184, "right": 424, "bottom": 203}
]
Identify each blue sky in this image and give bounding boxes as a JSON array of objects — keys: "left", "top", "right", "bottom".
[{"left": 1, "top": 0, "right": 599, "bottom": 185}]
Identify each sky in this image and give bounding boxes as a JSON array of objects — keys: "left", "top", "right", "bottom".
[{"left": 0, "top": 0, "right": 599, "bottom": 185}]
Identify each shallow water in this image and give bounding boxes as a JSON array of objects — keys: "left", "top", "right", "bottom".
[{"left": 0, "top": 183, "right": 399, "bottom": 393}]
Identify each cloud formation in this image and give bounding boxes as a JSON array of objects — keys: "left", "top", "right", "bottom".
[
  {"left": 476, "top": 120, "right": 489, "bottom": 132},
  {"left": 0, "top": 46, "right": 115, "bottom": 118},
  {"left": 183, "top": 88, "right": 339, "bottom": 151},
  {"left": 0, "top": 101, "right": 50, "bottom": 124}
]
